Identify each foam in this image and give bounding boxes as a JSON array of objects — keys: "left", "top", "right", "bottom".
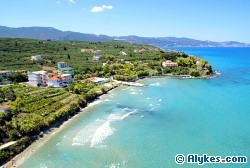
[
  {"left": 159, "top": 99, "right": 162, "bottom": 102},
  {"left": 130, "top": 92, "right": 138, "bottom": 95},
  {"left": 72, "top": 119, "right": 104, "bottom": 146},
  {"left": 107, "top": 163, "right": 121, "bottom": 168},
  {"left": 88, "top": 100, "right": 103, "bottom": 107},
  {"left": 150, "top": 82, "right": 161, "bottom": 86},
  {"left": 73, "top": 108, "right": 138, "bottom": 148},
  {"left": 90, "top": 120, "right": 114, "bottom": 148}
]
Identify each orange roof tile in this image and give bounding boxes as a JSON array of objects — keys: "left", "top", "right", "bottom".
[
  {"left": 49, "top": 76, "right": 62, "bottom": 81},
  {"left": 0, "top": 105, "right": 10, "bottom": 109}
]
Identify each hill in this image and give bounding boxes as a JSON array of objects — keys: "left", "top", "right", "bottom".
[{"left": 0, "top": 26, "right": 249, "bottom": 47}]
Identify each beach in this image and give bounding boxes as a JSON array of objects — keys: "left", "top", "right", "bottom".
[{"left": 2, "top": 88, "right": 119, "bottom": 168}]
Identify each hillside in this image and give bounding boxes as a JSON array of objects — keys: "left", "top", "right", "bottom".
[{"left": 1, "top": 26, "right": 249, "bottom": 47}]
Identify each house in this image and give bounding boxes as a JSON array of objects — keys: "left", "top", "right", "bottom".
[
  {"left": 162, "top": 60, "right": 178, "bottom": 68},
  {"left": 93, "top": 56, "right": 102, "bottom": 61},
  {"left": 83, "top": 77, "right": 95, "bottom": 83},
  {"left": 83, "top": 77, "right": 105, "bottom": 86},
  {"left": 0, "top": 70, "right": 12, "bottom": 77},
  {"left": 61, "top": 74, "right": 73, "bottom": 85},
  {"left": 94, "top": 50, "right": 102, "bottom": 54},
  {"left": 119, "top": 51, "right": 127, "bottom": 55},
  {"left": 57, "top": 62, "right": 67, "bottom": 69},
  {"left": 134, "top": 48, "right": 146, "bottom": 53},
  {"left": 31, "top": 55, "right": 43, "bottom": 61},
  {"left": 28, "top": 71, "right": 48, "bottom": 86},
  {"left": 81, "top": 49, "right": 95, "bottom": 53},
  {"left": 48, "top": 76, "right": 63, "bottom": 88},
  {"left": 58, "top": 67, "right": 75, "bottom": 76},
  {"left": 0, "top": 105, "right": 10, "bottom": 112},
  {"left": 93, "top": 77, "right": 105, "bottom": 86}
]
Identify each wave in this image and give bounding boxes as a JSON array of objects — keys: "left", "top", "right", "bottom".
[
  {"left": 90, "top": 120, "right": 114, "bottom": 148},
  {"left": 149, "top": 82, "right": 161, "bottom": 86},
  {"left": 73, "top": 108, "right": 139, "bottom": 148},
  {"left": 88, "top": 100, "right": 103, "bottom": 107}
]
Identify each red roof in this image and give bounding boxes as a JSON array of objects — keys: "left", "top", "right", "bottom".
[
  {"left": 0, "top": 105, "right": 10, "bottom": 109},
  {"left": 49, "top": 76, "right": 62, "bottom": 81},
  {"left": 84, "top": 78, "right": 95, "bottom": 82}
]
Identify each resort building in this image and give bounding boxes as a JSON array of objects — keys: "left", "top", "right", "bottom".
[
  {"left": 57, "top": 62, "right": 67, "bottom": 69},
  {"left": 28, "top": 71, "right": 48, "bottom": 86},
  {"left": 162, "top": 60, "right": 178, "bottom": 68},
  {"left": 31, "top": 55, "right": 43, "bottom": 61},
  {"left": 0, "top": 105, "right": 10, "bottom": 112},
  {"left": 58, "top": 67, "right": 75, "bottom": 76}
]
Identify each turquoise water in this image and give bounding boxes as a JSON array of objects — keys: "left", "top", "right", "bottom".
[{"left": 19, "top": 48, "right": 250, "bottom": 168}]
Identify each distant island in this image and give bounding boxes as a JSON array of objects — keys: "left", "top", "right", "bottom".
[
  {"left": 0, "top": 38, "right": 216, "bottom": 166},
  {"left": 0, "top": 25, "right": 250, "bottom": 47}
]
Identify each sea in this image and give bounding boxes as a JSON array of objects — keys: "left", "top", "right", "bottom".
[{"left": 18, "top": 47, "right": 250, "bottom": 168}]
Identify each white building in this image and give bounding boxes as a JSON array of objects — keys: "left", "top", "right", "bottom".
[
  {"left": 93, "top": 56, "right": 102, "bottom": 61},
  {"left": 28, "top": 71, "right": 48, "bottom": 86},
  {"left": 93, "top": 77, "right": 105, "bottom": 86},
  {"left": 162, "top": 60, "right": 178, "bottom": 68},
  {"left": 31, "top": 55, "right": 43, "bottom": 61},
  {"left": 61, "top": 74, "right": 73, "bottom": 85},
  {"left": 119, "top": 51, "right": 127, "bottom": 55}
]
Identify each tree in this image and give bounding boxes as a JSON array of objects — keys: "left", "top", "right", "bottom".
[{"left": 67, "top": 53, "right": 71, "bottom": 59}]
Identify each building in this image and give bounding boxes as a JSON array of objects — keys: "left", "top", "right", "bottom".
[
  {"left": 83, "top": 77, "right": 105, "bottom": 86},
  {"left": 58, "top": 67, "right": 75, "bottom": 76},
  {"left": 28, "top": 71, "right": 48, "bottom": 86},
  {"left": 162, "top": 60, "right": 178, "bottom": 68},
  {"left": 0, "top": 70, "right": 12, "bottom": 77},
  {"left": 0, "top": 105, "right": 10, "bottom": 112},
  {"left": 94, "top": 50, "right": 102, "bottom": 54},
  {"left": 61, "top": 74, "right": 73, "bottom": 85},
  {"left": 93, "top": 56, "right": 102, "bottom": 61},
  {"left": 93, "top": 77, "right": 105, "bottom": 86},
  {"left": 48, "top": 76, "right": 63, "bottom": 88},
  {"left": 57, "top": 62, "right": 67, "bottom": 69},
  {"left": 119, "top": 51, "right": 127, "bottom": 55},
  {"left": 81, "top": 49, "right": 95, "bottom": 53},
  {"left": 31, "top": 55, "right": 43, "bottom": 61}
]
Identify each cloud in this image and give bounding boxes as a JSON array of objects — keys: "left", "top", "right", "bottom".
[
  {"left": 91, "top": 5, "right": 113, "bottom": 13},
  {"left": 69, "top": 0, "right": 76, "bottom": 4}
]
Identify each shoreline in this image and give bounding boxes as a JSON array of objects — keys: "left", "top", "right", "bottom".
[
  {"left": 1, "top": 74, "right": 220, "bottom": 167},
  {"left": 2, "top": 86, "right": 119, "bottom": 168}
]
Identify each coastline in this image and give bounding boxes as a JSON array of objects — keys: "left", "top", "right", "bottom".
[
  {"left": 1, "top": 73, "right": 220, "bottom": 167},
  {"left": 2, "top": 86, "right": 119, "bottom": 168}
]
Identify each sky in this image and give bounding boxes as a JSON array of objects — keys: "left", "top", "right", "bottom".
[{"left": 0, "top": 0, "right": 250, "bottom": 43}]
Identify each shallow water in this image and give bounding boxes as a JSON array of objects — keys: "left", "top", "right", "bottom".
[{"left": 19, "top": 48, "right": 250, "bottom": 168}]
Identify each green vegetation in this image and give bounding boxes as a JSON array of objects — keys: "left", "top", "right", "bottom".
[
  {"left": 0, "top": 38, "right": 214, "bottom": 165},
  {"left": 0, "top": 38, "right": 213, "bottom": 80}
]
